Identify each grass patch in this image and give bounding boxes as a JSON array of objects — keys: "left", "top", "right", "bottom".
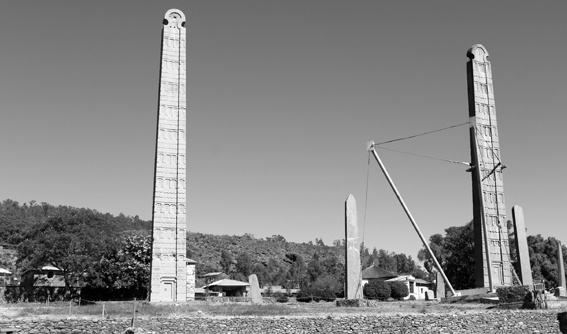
[{"left": 0, "top": 300, "right": 491, "bottom": 320}]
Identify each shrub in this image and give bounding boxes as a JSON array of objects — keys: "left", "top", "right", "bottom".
[
  {"left": 496, "top": 285, "right": 530, "bottom": 303},
  {"left": 296, "top": 286, "right": 336, "bottom": 302},
  {"left": 363, "top": 280, "right": 391, "bottom": 301},
  {"left": 273, "top": 292, "right": 289, "bottom": 303},
  {"left": 388, "top": 281, "right": 409, "bottom": 300}
]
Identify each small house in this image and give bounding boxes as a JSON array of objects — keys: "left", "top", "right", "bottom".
[{"left": 203, "top": 279, "right": 249, "bottom": 297}]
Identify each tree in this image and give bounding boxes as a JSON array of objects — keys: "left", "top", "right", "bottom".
[
  {"left": 528, "top": 235, "right": 567, "bottom": 289},
  {"left": 315, "top": 238, "right": 325, "bottom": 246},
  {"left": 418, "top": 221, "right": 475, "bottom": 290},
  {"left": 378, "top": 249, "right": 397, "bottom": 272},
  {"left": 285, "top": 253, "right": 306, "bottom": 288},
  {"left": 307, "top": 253, "right": 324, "bottom": 283},
  {"left": 296, "top": 274, "right": 339, "bottom": 302},
  {"left": 234, "top": 252, "right": 253, "bottom": 279},
  {"left": 219, "top": 250, "right": 233, "bottom": 275},
  {"left": 17, "top": 207, "right": 118, "bottom": 297},
  {"left": 84, "top": 232, "right": 151, "bottom": 300},
  {"left": 360, "top": 243, "right": 372, "bottom": 269}
]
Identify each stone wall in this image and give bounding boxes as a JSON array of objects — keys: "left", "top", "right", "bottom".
[{"left": 0, "top": 310, "right": 562, "bottom": 333}]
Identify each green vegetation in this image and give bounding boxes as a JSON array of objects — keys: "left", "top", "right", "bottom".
[
  {"left": 0, "top": 200, "right": 152, "bottom": 301},
  {"left": 363, "top": 280, "right": 390, "bottom": 300},
  {"left": 418, "top": 220, "right": 567, "bottom": 290},
  {"left": 524, "top": 234, "right": 567, "bottom": 289},
  {"left": 388, "top": 281, "right": 409, "bottom": 300},
  {"left": 496, "top": 285, "right": 530, "bottom": 303},
  {"left": 417, "top": 221, "right": 475, "bottom": 289},
  {"left": 0, "top": 300, "right": 492, "bottom": 319},
  {"left": 10, "top": 199, "right": 566, "bottom": 304}
]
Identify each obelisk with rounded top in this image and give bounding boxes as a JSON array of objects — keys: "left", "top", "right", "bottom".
[
  {"left": 467, "top": 44, "right": 512, "bottom": 289},
  {"left": 149, "top": 9, "right": 187, "bottom": 302}
]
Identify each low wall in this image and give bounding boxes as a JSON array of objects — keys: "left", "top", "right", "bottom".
[{"left": 0, "top": 310, "right": 562, "bottom": 334}]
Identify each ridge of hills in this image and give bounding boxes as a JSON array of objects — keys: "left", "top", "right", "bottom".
[
  {"left": 0, "top": 199, "right": 424, "bottom": 286},
  {"left": 186, "top": 232, "right": 345, "bottom": 273}
]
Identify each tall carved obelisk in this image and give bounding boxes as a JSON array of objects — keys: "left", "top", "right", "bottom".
[
  {"left": 149, "top": 9, "right": 187, "bottom": 302},
  {"left": 467, "top": 44, "right": 512, "bottom": 289}
]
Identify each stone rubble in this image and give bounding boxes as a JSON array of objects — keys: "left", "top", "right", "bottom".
[{"left": 0, "top": 310, "right": 563, "bottom": 333}]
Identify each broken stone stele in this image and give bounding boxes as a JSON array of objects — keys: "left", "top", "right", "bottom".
[
  {"left": 248, "top": 274, "right": 263, "bottom": 304},
  {"left": 149, "top": 9, "right": 189, "bottom": 302},
  {"left": 345, "top": 194, "right": 363, "bottom": 299}
]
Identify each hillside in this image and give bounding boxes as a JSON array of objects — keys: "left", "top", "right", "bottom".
[
  {"left": 0, "top": 199, "right": 425, "bottom": 290},
  {"left": 186, "top": 232, "right": 344, "bottom": 273}
]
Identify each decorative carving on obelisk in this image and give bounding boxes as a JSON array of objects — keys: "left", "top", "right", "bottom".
[
  {"left": 345, "top": 194, "right": 363, "bottom": 299},
  {"left": 149, "top": 9, "right": 187, "bottom": 302},
  {"left": 511, "top": 205, "right": 532, "bottom": 286},
  {"left": 467, "top": 44, "right": 512, "bottom": 289}
]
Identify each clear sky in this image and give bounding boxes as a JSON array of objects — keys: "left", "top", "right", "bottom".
[{"left": 1, "top": 1, "right": 566, "bottom": 260}]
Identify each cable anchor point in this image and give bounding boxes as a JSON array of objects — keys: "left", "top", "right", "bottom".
[{"left": 366, "top": 141, "right": 375, "bottom": 152}]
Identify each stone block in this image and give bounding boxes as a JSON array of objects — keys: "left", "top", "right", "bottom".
[{"left": 425, "top": 290, "right": 435, "bottom": 301}]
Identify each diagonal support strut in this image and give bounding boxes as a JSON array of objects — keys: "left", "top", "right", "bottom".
[{"left": 367, "top": 140, "right": 459, "bottom": 297}]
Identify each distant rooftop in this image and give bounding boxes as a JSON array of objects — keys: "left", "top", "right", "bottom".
[
  {"left": 361, "top": 265, "right": 397, "bottom": 280},
  {"left": 204, "top": 279, "right": 249, "bottom": 288}
]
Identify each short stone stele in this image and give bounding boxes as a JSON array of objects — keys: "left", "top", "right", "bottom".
[
  {"left": 435, "top": 271, "right": 445, "bottom": 299},
  {"left": 248, "top": 274, "right": 262, "bottom": 304}
]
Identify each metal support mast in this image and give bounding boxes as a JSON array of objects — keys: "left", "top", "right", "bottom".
[{"left": 367, "top": 141, "right": 458, "bottom": 297}]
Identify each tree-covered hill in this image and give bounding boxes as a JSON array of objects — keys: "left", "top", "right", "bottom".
[
  {"left": 0, "top": 198, "right": 426, "bottom": 299},
  {"left": 186, "top": 232, "right": 343, "bottom": 273},
  {"left": 0, "top": 199, "right": 150, "bottom": 246}
]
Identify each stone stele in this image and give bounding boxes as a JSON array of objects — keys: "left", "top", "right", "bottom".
[
  {"left": 248, "top": 274, "right": 263, "bottom": 304},
  {"left": 149, "top": 9, "right": 188, "bottom": 302},
  {"left": 436, "top": 271, "right": 446, "bottom": 299},
  {"left": 558, "top": 240, "right": 566, "bottom": 291},
  {"left": 467, "top": 44, "right": 512, "bottom": 289},
  {"left": 345, "top": 194, "right": 363, "bottom": 299},
  {"left": 511, "top": 205, "right": 533, "bottom": 286}
]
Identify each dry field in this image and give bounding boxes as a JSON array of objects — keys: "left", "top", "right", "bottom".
[{"left": 1, "top": 298, "right": 563, "bottom": 320}]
